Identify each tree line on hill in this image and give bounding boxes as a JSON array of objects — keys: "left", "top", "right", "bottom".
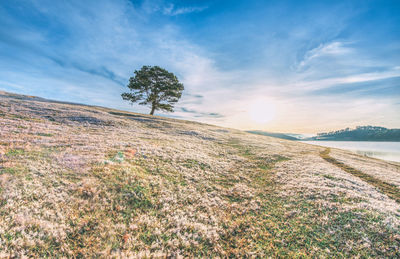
[
  {"left": 307, "top": 126, "right": 400, "bottom": 141},
  {"left": 248, "top": 126, "right": 400, "bottom": 141}
]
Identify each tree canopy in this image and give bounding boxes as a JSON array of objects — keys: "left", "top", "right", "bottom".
[{"left": 122, "top": 66, "right": 184, "bottom": 115}]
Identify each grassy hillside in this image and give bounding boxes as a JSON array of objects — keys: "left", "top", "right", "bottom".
[{"left": 0, "top": 91, "right": 399, "bottom": 257}]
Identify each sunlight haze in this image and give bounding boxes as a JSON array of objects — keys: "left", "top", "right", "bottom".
[{"left": 0, "top": 0, "right": 399, "bottom": 133}]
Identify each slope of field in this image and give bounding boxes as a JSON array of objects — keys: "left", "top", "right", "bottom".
[{"left": 0, "top": 91, "right": 399, "bottom": 257}]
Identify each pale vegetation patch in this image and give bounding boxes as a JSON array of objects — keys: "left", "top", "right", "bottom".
[{"left": 0, "top": 91, "right": 399, "bottom": 257}]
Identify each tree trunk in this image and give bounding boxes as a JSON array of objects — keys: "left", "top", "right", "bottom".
[{"left": 150, "top": 104, "right": 156, "bottom": 115}]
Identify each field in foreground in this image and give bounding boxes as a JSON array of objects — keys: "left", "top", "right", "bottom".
[{"left": 0, "top": 91, "right": 399, "bottom": 257}]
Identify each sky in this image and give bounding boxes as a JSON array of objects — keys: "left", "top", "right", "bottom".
[{"left": 0, "top": 0, "right": 399, "bottom": 133}]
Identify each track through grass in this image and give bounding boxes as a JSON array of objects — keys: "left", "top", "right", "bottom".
[{"left": 320, "top": 148, "right": 400, "bottom": 203}]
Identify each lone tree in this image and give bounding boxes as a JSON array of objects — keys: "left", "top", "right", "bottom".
[{"left": 122, "top": 66, "right": 184, "bottom": 115}]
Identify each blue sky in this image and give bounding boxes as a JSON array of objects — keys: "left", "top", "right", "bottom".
[{"left": 0, "top": 0, "right": 399, "bottom": 133}]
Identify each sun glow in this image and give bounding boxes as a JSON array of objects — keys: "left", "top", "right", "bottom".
[{"left": 247, "top": 99, "right": 276, "bottom": 124}]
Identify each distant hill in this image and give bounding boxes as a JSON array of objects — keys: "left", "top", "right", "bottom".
[
  {"left": 307, "top": 126, "right": 400, "bottom": 141},
  {"left": 246, "top": 130, "right": 299, "bottom": 140}
]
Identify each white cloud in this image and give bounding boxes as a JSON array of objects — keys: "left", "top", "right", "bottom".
[
  {"left": 140, "top": 1, "right": 208, "bottom": 16},
  {"left": 163, "top": 4, "right": 208, "bottom": 16},
  {"left": 291, "top": 68, "right": 400, "bottom": 91},
  {"left": 297, "top": 41, "right": 352, "bottom": 69}
]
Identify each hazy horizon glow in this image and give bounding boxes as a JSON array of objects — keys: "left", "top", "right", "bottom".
[{"left": 0, "top": 0, "right": 399, "bottom": 133}]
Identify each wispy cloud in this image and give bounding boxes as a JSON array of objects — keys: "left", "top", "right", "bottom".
[
  {"left": 297, "top": 41, "right": 353, "bottom": 70},
  {"left": 140, "top": 0, "right": 208, "bottom": 16},
  {"left": 292, "top": 68, "right": 400, "bottom": 92},
  {"left": 163, "top": 4, "right": 208, "bottom": 16},
  {"left": 179, "top": 107, "right": 224, "bottom": 118}
]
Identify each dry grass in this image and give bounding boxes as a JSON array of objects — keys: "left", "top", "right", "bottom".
[
  {"left": 0, "top": 91, "right": 399, "bottom": 257},
  {"left": 320, "top": 148, "right": 400, "bottom": 203}
]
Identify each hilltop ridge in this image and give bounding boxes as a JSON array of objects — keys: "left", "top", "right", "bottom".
[
  {"left": 0, "top": 91, "right": 399, "bottom": 257},
  {"left": 307, "top": 126, "right": 400, "bottom": 141}
]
